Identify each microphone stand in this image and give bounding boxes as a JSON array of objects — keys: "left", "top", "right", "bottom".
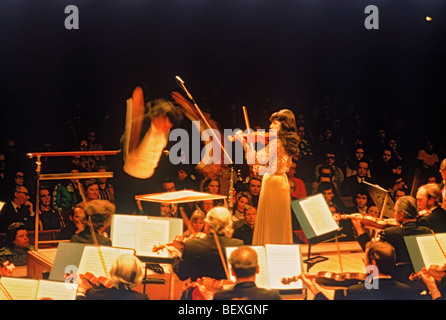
[{"left": 175, "top": 76, "right": 236, "bottom": 209}]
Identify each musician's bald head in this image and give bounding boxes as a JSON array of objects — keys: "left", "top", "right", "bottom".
[{"left": 229, "top": 246, "right": 259, "bottom": 279}]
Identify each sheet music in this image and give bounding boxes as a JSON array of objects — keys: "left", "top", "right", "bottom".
[
  {"left": 136, "top": 190, "right": 226, "bottom": 203},
  {"left": 225, "top": 246, "right": 270, "bottom": 289},
  {"left": 225, "top": 245, "right": 303, "bottom": 290},
  {"left": 135, "top": 219, "right": 170, "bottom": 257},
  {"left": 417, "top": 234, "right": 446, "bottom": 268},
  {"left": 299, "top": 194, "right": 339, "bottom": 236},
  {"left": 35, "top": 280, "right": 78, "bottom": 300},
  {"left": 265, "top": 244, "right": 303, "bottom": 289},
  {"left": 78, "top": 246, "right": 134, "bottom": 277},
  {"left": 111, "top": 214, "right": 147, "bottom": 249},
  {"left": 0, "top": 277, "right": 39, "bottom": 300}
]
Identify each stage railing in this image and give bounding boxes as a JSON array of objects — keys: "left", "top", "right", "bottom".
[{"left": 27, "top": 150, "right": 120, "bottom": 250}]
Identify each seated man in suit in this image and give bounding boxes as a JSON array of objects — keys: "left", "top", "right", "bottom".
[
  {"left": 416, "top": 183, "right": 446, "bottom": 233},
  {"left": 173, "top": 206, "right": 244, "bottom": 283},
  {"left": 300, "top": 241, "right": 428, "bottom": 300},
  {"left": 213, "top": 246, "right": 281, "bottom": 300},
  {"left": 0, "top": 185, "right": 35, "bottom": 233},
  {"left": 353, "top": 196, "right": 432, "bottom": 288},
  {"left": 341, "top": 160, "right": 372, "bottom": 198}
]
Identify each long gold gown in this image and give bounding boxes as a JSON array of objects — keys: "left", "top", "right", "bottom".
[{"left": 251, "top": 137, "right": 293, "bottom": 245}]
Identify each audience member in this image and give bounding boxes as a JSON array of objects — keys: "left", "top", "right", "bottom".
[
  {"left": 72, "top": 139, "right": 98, "bottom": 172},
  {"left": 247, "top": 177, "right": 261, "bottom": 207},
  {"left": 346, "top": 191, "right": 370, "bottom": 214},
  {"left": 183, "top": 209, "right": 207, "bottom": 237},
  {"left": 232, "top": 205, "right": 257, "bottom": 245},
  {"left": 58, "top": 204, "right": 85, "bottom": 240},
  {"left": 314, "top": 151, "right": 344, "bottom": 187},
  {"left": 0, "top": 222, "right": 34, "bottom": 266},
  {"left": 232, "top": 191, "right": 252, "bottom": 226},
  {"left": 0, "top": 185, "right": 35, "bottom": 233},
  {"left": 341, "top": 160, "right": 372, "bottom": 198},
  {"left": 174, "top": 164, "right": 198, "bottom": 191},
  {"left": 78, "top": 179, "right": 100, "bottom": 205},
  {"left": 52, "top": 168, "right": 82, "bottom": 213},
  {"left": 38, "top": 186, "right": 63, "bottom": 230},
  {"left": 344, "top": 146, "right": 371, "bottom": 178},
  {"left": 97, "top": 165, "right": 115, "bottom": 203},
  {"left": 213, "top": 246, "right": 281, "bottom": 300},
  {"left": 372, "top": 148, "right": 394, "bottom": 188},
  {"left": 318, "top": 182, "right": 347, "bottom": 214},
  {"left": 287, "top": 161, "right": 307, "bottom": 199}
]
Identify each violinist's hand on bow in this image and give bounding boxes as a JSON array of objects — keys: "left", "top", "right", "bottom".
[
  {"left": 350, "top": 216, "right": 367, "bottom": 236},
  {"left": 299, "top": 273, "right": 322, "bottom": 296},
  {"left": 424, "top": 265, "right": 446, "bottom": 282},
  {"left": 417, "top": 267, "right": 442, "bottom": 300}
]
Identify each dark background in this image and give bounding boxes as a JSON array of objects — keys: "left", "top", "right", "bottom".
[{"left": 0, "top": 0, "right": 445, "bottom": 162}]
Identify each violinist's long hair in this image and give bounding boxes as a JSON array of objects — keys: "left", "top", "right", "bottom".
[{"left": 269, "top": 109, "right": 300, "bottom": 157}]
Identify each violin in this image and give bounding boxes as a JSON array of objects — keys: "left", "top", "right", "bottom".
[
  {"left": 188, "top": 277, "right": 235, "bottom": 300},
  {"left": 152, "top": 232, "right": 207, "bottom": 254},
  {"left": 80, "top": 272, "right": 112, "bottom": 289},
  {"left": 227, "top": 130, "right": 275, "bottom": 143},
  {"left": 333, "top": 213, "right": 399, "bottom": 230},
  {"left": 282, "top": 271, "right": 368, "bottom": 288}
]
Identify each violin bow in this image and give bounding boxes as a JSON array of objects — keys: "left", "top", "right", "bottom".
[
  {"left": 173, "top": 76, "right": 233, "bottom": 165},
  {"left": 0, "top": 278, "right": 13, "bottom": 300},
  {"left": 431, "top": 230, "right": 446, "bottom": 261},
  {"left": 88, "top": 216, "right": 108, "bottom": 276}
]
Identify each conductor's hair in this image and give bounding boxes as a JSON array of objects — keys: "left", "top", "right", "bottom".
[
  {"left": 147, "top": 99, "right": 183, "bottom": 127},
  {"left": 229, "top": 246, "right": 258, "bottom": 279}
]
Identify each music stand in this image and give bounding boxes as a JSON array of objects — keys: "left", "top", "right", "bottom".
[
  {"left": 291, "top": 194, "right": 342, "bottom": 272},
  {"left": 134, "top": 190, "right": 227, "bottom": 299},
  {"left": 362, "top": 181, "right": 395, "bottom": 219}
]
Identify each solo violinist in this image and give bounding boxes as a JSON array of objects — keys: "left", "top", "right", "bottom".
[
  {"left": 233, "top": 109, "right": 300, "bottom": 245},
  {"left": 352, "top": 196, "right": 431, "bottom": 288}
]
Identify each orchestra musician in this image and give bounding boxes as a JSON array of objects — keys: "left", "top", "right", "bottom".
[
  {"left": 299, "top": 241, "right": 430, "bottom": 300},
  {"left": 172, "top": 207, "right": 243, "bottom": 284},
  {"left": 416, "top": 183, "right": 446, "bottom": 233},
  {"left": 76, "top": 254, "right": 148, "bottom": 300},
  {"left": 233, "top": 109, "right": 300, "bottom": 245},
  {"left": 352, "top": 196, "right": 432, "bottom": 288},
  {"left": 70, "top": 200, "right": 114, "bottom": 246},
  {"left": 213, "top": 246, "right": 281, "bottom": 300}
]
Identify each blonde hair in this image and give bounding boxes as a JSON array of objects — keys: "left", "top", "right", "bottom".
[
  {"left": 109, "top": 254, "right": 144, "bottom": 290},
  {"left": 204, "top": 206, "right": 234, "bottom": 237}
]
